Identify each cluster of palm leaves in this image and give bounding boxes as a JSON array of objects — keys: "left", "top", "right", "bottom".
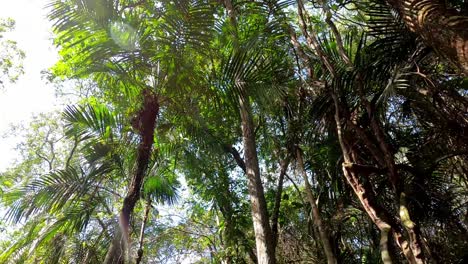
[{"left": 0, "top": 0, "right": 467, "bottom": 263}]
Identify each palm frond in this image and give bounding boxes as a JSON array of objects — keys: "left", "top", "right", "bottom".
[
  {"left": 4, "top": 160, "right": 113, "bottom": 223},
  {"left": 63, "top": 103, "right": 120, "bottom": 141}
]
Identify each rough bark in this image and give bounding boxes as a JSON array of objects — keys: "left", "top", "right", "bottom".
[
  {"left": 296, "top": 148, "right": 337, "bottom": 264},
  {"left": 239, "top": 94, "right": 277, "bottom": 264},
  {"left": 388, "top": 0, "right": 468, "bottom": 74},
  {"left": 334, "top": 91, "right": 425, "bottom": 263},
  {"left": 103, "top": 229, "right": 125, "bottom": 264},
  {"left": 357, "top": 77, "right": 426, "bottom": 263},
  {"left": 369, "top": 118, "right": 425, "bottom": 263},
  {"left": 332, "top": 92, "right": 394, "bottom": 264},
  {"left": 104, "top": 89, "right": 159, "bottom": 264}
]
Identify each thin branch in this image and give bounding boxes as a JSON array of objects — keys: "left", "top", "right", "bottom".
[
  {"left": 296, "top": 0, "right": 336, "bottom": 76},
  {"left": 65, "top": 136, "right": 79, "bottom": 168},
  {"left": 223, "top": 144, "right": 246, "bottom": 173},
  {"left": 321, "top": 2, "right": 352, "bottom": 67}
]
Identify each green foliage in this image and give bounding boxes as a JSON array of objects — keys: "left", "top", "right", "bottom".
[
  {"left": 1, "top": 0, "right": 467, "bottom": 263},
  {"left": 0, "top": 18, "right": 25, "bottom": 88}
]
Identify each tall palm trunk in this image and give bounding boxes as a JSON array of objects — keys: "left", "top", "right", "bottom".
[
  {"left": 239, "top": 94, "right": 277, "bottom": 264},
  {"left": 222, "top": 0, "right": 276, "bottom": 262},
  {"left": 388, "top": 0, "right": 468, "bottom": 74},
  {"left": 296, "top": 148, "right": 337, "bottom": 264},
  {"left": 104, "top": 89, "right": 159, "bottom": 264}
]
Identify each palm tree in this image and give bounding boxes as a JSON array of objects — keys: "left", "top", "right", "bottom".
[
  {"left": 1, "top": 101, "right": 180, "bottom": 263},
  {"left": 288, "top": 1, "right": 468, "bottom": 262},
  {"left": 48, "top": 0, "right": 216, "bottom": 262},
  {"left": 3, "top": 0, "right": 467, "bottom": 262}
]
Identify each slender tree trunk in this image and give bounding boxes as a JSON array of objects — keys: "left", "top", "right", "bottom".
[
  {"left": 332, "top": 92, "right": 394, "bottom": 264},
  {"left": 222, "top": 0, "right": 276, "bottom": 262},
  {"left": 136, "top": 198, "right": 152, "bottom": 264},
  {"left": 103, "top": 227, "right": 125, "bottom": 264},
  {"left": 357, "top": 75, "right": 426, "bottom": 263},
  {"left": 104, "top": 89, "right": 159, "bottom": 264},
  {"left": 388, "top": 0, "right": 468, "bottom": 74},
  {"left": 370, "top": 118, "right": 425, "bottom": 263},
  {"left": 239, "top": 94, "right": 277, "bottom": 264},
  {"left": 271, "top": 158, "right": 290, "bottom": 249},
  {"left": 296, "top": 148, "right": 337, "bottom": 264}
]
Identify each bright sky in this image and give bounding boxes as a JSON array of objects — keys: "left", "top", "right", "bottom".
[{"left": 0, "top": 0, "right": 59, "bottom": 170}]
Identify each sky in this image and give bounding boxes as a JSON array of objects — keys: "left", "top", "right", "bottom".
[{"left": 0, "top": 0, "right": 59, "bottom": 170}]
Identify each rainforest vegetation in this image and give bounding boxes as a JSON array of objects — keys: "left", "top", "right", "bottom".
[{"left": 0, "top": 0, "right": 467, "bottom": 263}]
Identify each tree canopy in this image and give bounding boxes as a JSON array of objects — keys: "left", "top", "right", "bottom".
[{"left": 1, "top": 0, "right": 467, "bottom": 263}]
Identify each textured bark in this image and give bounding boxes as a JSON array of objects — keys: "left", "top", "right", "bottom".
[
  {"left": 296, "top": 149, "right": 337, "bottom": 264},
  {"left": 239, "top": 94, "right": 276, "bottom": 264},
  {"left": 332, "top": 92, "right": 394, "bottom": 264},
  {"left": 334, "top": 90, "right": 426, "bottom": 263},
  {"left": 388, "top": 0, "right": 468, "bottom": 74},
  {"left": 104, "top": 89, "right": 159, "bottom": 264},
  {"left": 370, "top": 120, "right": 425, "bottom": 263},
  {"left": 399, "top": 193, "right": 424, "bottom": 264},
  {"left": 359, "top": 82, "right": 426, "bottom": 263},
  {"left": 103, "top": 230, "right": 125, "bottom": 264}
]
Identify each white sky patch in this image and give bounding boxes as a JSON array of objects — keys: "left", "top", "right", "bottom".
[{"left": 0, "top": 0, "right": 59, "bottom": 170}]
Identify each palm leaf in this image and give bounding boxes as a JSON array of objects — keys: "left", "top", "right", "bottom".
[{"left": 63, "top": 103, "right": 119, "bottom": 140}]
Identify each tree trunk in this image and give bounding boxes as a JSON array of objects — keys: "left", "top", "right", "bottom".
[
  {"left": 222, "top": 0, "right": 276, "bottom": 262},
  {"left": 332, "top": 92, "right": 394, "bottom": 264},
  {"left": 104, "top": 89, "right": 159, "bottom": 264},
  {"left": 370, "top": 119, "right": 425, "bottom": 263},
  {"left": 358, "top": 79, "right": 426, "bottom": 263},
  {"left": 388, "top": 0, "right": 468, "bottom": 74},
  {"left": 296, "top": 148, "right": 337, "bottom": 264},
  {"left": 136, "top": 198, "right": 151, "bottom": 264},
  {"left": 271, "top": 158, "right": 290, "bottom": 249},
  {"left": 239, "top": 94, "right": 277, "bottom": 264},
  {"left": 103, "top": 229, "right": 125, "bottom": 264}
]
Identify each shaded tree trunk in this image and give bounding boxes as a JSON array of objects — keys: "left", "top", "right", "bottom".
[
  {"left": 333, "top": 92, "right": 425, "bottom": 263},
  {"left": 103, "top": 226, "right": 125, "bottom": 264},
  {"left": 271, "top": 158, "right": 290, "bottom": 249},
  {"left": 104, "top": 89, "right": 159, "bottom": 264},
  {"left": 369, "top": 114, "right": 425, "bottom": 264},
  {"left": 136, "top": 198, "right": 152, "bottom": 264},
  {"left": 296, "top": 148, "right": 337, "bottom": 264},
  {"left": 332, "top": 92, "right": 394, "bottom": 264},
  {"left": 355, "top": 74, "right": 426, "bottom": 263},
  {"left": 388, "top": 0, "right": 468, "bottom": 74}
]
